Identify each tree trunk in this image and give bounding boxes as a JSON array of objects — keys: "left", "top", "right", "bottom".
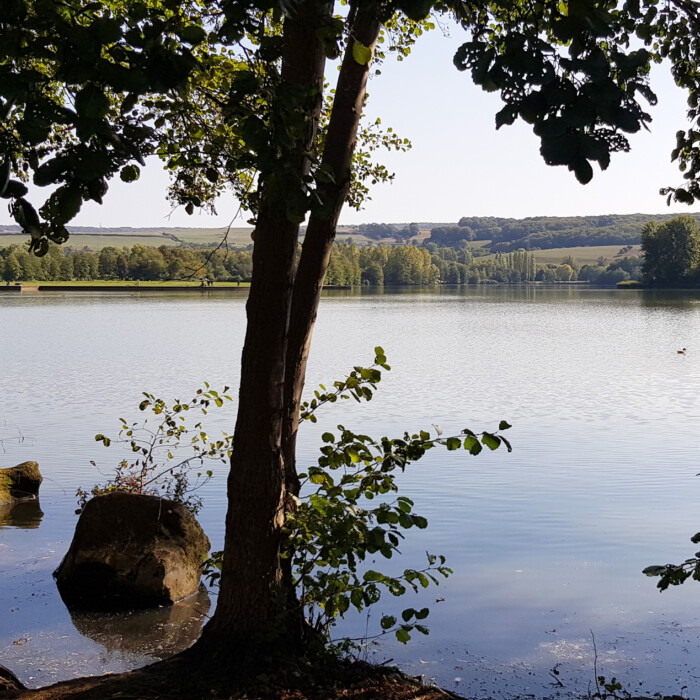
[
  {"left": 202, "top": 0, "right": 328, "bottom": 645},
  {"left": 282, "top": 2, "right": 382, "bottom": 492}
]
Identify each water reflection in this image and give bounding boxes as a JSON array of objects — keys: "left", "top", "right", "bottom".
[
  {"left": 67, "top": 586, "right": 210, "bottom": 660},
  {"left": 0, "top": 499, "right": 44, "bottom": 529}
]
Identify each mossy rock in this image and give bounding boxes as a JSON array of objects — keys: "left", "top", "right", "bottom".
[{"left": 0, "top": 461, "right": 42, "bottom": 506}]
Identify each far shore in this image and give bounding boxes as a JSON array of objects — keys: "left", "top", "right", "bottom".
[{"left": 0, "top": 281, "right": 363, "bottom": 293}]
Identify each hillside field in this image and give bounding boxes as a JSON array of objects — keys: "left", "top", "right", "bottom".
[
  {"left": 0, "top": 225, "right": 381, "bottom": 251},
  {"left": 0, "top": 227, "right": 254, "bottom": 250},
  {"left": 533, "top": 244, "right": 642, "bottom": 265}
]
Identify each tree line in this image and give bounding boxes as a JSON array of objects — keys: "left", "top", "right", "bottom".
[
  {"left": 0, "top": 244, "right": 252, "bottom": 282},
  {"left": 1, "top": 240, "right": 646, "bottom": 287},
  {"left": 328, "top": 244, "right": 640, "bottom": 286}
]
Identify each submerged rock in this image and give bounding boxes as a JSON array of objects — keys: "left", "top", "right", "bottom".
[
  {"left": 54, "top": 492, "right": 210, "bottom": 611},
  {"left": 0, "top": 461, "right": 42, "bottom": 506}
]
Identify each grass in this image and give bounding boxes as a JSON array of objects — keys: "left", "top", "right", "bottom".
[
  {"left": 1, "top": 227, "right": 399, "bottom": 251},
  {"left": 478, "top": 244, "right": 642, "bottom": 265},
  {"left": 0, "top": 227, "right": 255, "bottom": 251},
  {"left": 532, "top": 244, "right": 642, "bottom": 265}
]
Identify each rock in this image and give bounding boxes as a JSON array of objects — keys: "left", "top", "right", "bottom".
[
  {"left": 0, "top": 663, "right": 25, "bottom": 698},
  {"left": 54, "top": 492, "right": 210, "bottom": 611},
  {"left": 0, "top": 461, "right": 42, "bottom": 506}
]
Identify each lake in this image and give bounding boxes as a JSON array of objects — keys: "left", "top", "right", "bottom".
[{"left": 2, "top": 286, "right": 700, "bottom": 698}]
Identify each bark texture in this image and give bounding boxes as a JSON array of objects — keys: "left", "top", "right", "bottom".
[
  {"left": 204, "top": 1, "right": 328, "bottom": 640},
  {"left": 282, "top": 1, "right": 382, "bottom": 491}
]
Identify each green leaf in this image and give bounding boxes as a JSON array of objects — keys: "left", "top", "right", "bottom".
[
  {"left": 397, "top": 0, "right": 433, "bottom": 21},
  {"left": 75, "top": 85, "right": 111, "bottom": 120},
  {"left": 363, "top": 570, "right": 383, "bottom": 582},
  {"left": 120, "top": 165, "right": 140, "bottom": 183},
  {"left": 352, "top": 41, "right": 373, "bottom": 66},
  {"left": 464, "top": 436, "right": 482, "bottom": 455},
  {"left": 178, "top": 25, "right": 207, "bottom": 45},
  {"left": 401, "top": 608, "right": 415, "bottom": 622},
  {"left": 381, "top": 615, "right": 396, "bottom": 629},
  {"left": 481, "top": 433, "right": 501, "bottom": 450},
  {"left": 498, "top": 420, "right": 512, "bottom": 430},
  {"left": 395, "top": 627, "right": 411, "bottom": 643},
  {"left": 571, "top": 157, "right": 594, "bottom": 185},
  {"left": 0, "top": 179, "right": 28, "bottom": 199},
  {"left": 336, "top": 595, "right": 350, "bottom": 615},
  {"left": 446, "top": 437, "right": 461, "bottom": 450}
]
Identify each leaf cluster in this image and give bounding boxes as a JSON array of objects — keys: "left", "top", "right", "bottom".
[
  {"left": 6, "top": 0, "right": 700, "bottom": 252},
  {"left": 0, "top": 0, "right": 210, "bottom": 252},
  {"left": 643, "top": 531, "right": 700, "bottom": 591},
  {"left": 206, "top": 348, "right": 513, "bottom": 649},
  {"left": 453, "top": 0, "right": 661, "bottom": 185},
  {"left": 299, "top": 346, "right": 390, "bottom": 424},
  {"left": 79, "top": 382, "right": 233, "bottom": 514},
  {"left": 287, "top": 413, "right": 510, "bottom": 646}
]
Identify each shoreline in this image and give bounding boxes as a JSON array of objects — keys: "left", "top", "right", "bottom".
[{"left": 0, "top": 284, "right": 356, "bottom": 293}]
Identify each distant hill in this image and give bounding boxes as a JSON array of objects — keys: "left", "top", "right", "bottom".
[
  {"left": 427, "top": 213, "right": 700, "bottom": 251},
  {"left": 3, "top": 212, "right": 699, "bottom": 252}
]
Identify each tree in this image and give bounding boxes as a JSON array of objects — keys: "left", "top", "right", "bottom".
[
  {"left": 1, "top": 252, "right": 21, "bottom": 282},
  {"left": 641, "top": 215, "right": 700, "bottom": 286},
  {"left": 555, "top": 263, "right": 575, "bottom": 281},
  {"left": 4, "top": 0, "right": 700, "bottom": 688}
]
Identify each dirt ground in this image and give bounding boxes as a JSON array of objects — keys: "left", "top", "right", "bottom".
[{"left": 2, "top": 656, "right": 466, "bottom": 700}]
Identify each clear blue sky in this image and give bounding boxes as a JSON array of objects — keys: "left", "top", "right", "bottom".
[{"left": 1, "top": 24, "right": 697, "bottom": 229}]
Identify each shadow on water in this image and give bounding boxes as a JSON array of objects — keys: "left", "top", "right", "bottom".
[
  {"left": 0, "top": 499, "right": 44, "bottom": 529},
  {"left": 66, "top": 587, "right": 211, "bottom": 660}
]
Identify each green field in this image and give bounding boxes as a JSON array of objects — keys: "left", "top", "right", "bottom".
[
  {"left": 0, "top": 226, "right": 393, "bottom": 251},
  {"left": 478, "top": 243, "right": 641, "bottom": 265},
  {"left": 0, "top": 227, "right": 255, "bottom": 251},
  {"left": 532, "top": 244, "right": 642, "bottom": 265}
]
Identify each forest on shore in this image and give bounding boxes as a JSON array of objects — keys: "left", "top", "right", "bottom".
[
  {"left": 0, "top": 240, "right": 641, "bottom": 287},
  {"left": 8, "top": 211, "right": 700, "bottom": 288}
]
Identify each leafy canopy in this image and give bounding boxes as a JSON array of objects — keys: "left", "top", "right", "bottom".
[{"left": 3, "top": 0, "right": 700, "bottom": 254}]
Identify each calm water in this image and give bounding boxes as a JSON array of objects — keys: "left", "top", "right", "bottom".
[{"left": 2, "top": 286, "right": 700, "bottom": 697}]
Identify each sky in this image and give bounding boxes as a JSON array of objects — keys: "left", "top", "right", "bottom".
[{"left": 1, "top": 23, "right": 697, "bottom": 229}]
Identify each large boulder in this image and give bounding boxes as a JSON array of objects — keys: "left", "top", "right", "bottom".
[
  {"left": 54, "top": 492, "right": 210, "bottom": 611},
  {"left": 0, "top": 461, "right": 42, "bottom": 506}
]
